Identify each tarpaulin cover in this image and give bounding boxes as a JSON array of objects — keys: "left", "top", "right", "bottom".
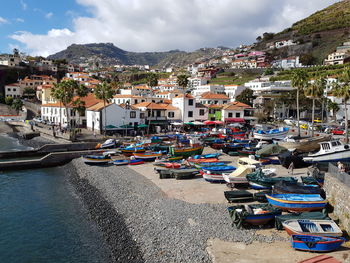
[
  {"left": 273, "top": 181, "right": 325, "bottom": 196},
  {"left": 278, "top": 151, "right": 311, "bottom": 169},
  {"left": 256, "top": 144, "right": 288, "bottom": 157},
  {"left": 227, "top": 204, "right": 282, "bottom": 229},
  {"left": 275, "top": 211, "right": 329, "bottom": 230}
]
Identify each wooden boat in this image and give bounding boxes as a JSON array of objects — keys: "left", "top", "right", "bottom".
[
  {"left": 169, "top": 145, "right": 204, "bottom": 158},
  {"left": 200, "top": 170, "right": 225, "bottom": 183},
  {"left": 129, "top": 159, "right": 144, "bottom": 165},
  {"left": 168, "top": 156, "right": 183, "bottom": 161},
  {"left": 265, "top": 194, "right": 327, "bottom": 212},
  {"left": 237, "top": 148, "right": 256, "bottom": 156},
  {"left": 227, "top": 204, "right": 282, "bottom": 228},
  {"left": 170, "top": 168, "right": 198, "bottom": 180},
  {"left": 191, "top": 153, "right": 221, "bottom": 159},
  {"left": 253, "top": 127, "right": 289, "bottom": 140},
  {"left": 282, "top": 219, "right": 342, "bottom": 237},
  {"left": 246, "top": 170, "right": 297, "bottom": 190},
  {"left": 224, "top": 191, "right": 270, "bottom": 203},
  {"left": 121, "top": 147, "right": 146, "bottom": 156},
  {"left": 187, "top": 158, "right": 219, "bottom": 163},
  {"left": 278, "top": 135, "right": 332, "bottom": 153},
  {"left": 193, "top": 162, "right": 226, "bottom": 169},
  {"left": 298, "top": 255, "right": 342, "bottom": 263},
  {"left": 100, "top": 139, "right": 117, "bottom": 149},
  {"left": 202, "top": 165, "right": 236, "bottom": 174},
  {"left": 82, "top": 155, "right": 111, "bottom": 165},
  {"left": 112, "top": 159, "right": 129, "bottom": 166},
  {"left": 221, "top": 144, "right": 245, "bottom": 153},
  {"left": 291, "top": 235, "right": 345, "bottom": 252},
  {"left": 211, "top": 143, "right": 226, "bottom": 150},
  {"left": 303, "top": 140, "right": 350, "bottom": 163},
  {"left": 133, "top": 152, "right": 162, "bottom": 161}
]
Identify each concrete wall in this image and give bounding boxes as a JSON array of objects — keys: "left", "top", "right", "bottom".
[{"left": 324, "top": 168, "right": 350, "bottom": 234}]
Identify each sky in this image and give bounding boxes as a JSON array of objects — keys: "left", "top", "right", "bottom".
[{"left": 0, "top": 0, "right": 339, "bottom": 57}]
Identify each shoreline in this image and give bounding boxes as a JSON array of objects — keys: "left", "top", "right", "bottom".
[{"left": 66, "top": 158, "right": 286, "bottom": 263}]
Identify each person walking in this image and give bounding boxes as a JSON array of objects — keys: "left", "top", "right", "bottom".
[{"left": 288, "top": 161, "right": 295, "bottom": 175}]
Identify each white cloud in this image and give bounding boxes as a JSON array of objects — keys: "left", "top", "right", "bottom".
[
  {"left": 10, "top": 0, "right": 337, "bottom": 56},
  {"left": 0, "top": 17, "right": 9, "bottom": 24},
  {"left": 20, "top": 0, "right": 27, "bottom": 10},
  {"left": 16, "top": 18, "right": 25, "bottom": 23},
  {"left": 45, "top": 12, "right": 53, "bottom": 19}
]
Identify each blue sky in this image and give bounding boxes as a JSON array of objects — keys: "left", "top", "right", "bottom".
[{"left": 0, "top": 0, "right": 337, "bottom": 57}]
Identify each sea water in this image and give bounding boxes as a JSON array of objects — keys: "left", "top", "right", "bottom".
[{"left": 0, "top": 134, "right": 110, "bottom": 263}]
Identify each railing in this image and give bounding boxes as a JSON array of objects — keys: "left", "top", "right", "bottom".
[{"left": 328, "top": 163, "right": 350, "bottom": 187}]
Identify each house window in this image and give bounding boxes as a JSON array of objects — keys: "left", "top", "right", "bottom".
[
  {"left": 236, "top": 112, "right": 241, "bottom": 118},
  {"left": 223, "top": 101, "right": 227, "bottom": 104},
  {"left": 188, "top": 99, "right": 194, "bottom": 106},
  {"left": 199, "top": 109, "right": 205, "bottom": 116},
  {"left": 130, "top": 111, "right": 136, "bottom": 118},
  {"left": 135, "top": 99, "right": 138, "bottom": 104},
  {"left": 188, "top": 111, "right": 193, "bottom": 117},
  {"left": 7, "top": 88, "right": 10, "bottom": 91},
  {"left": 168, "top": 112, "right": 174, "bottom": 118},
  {"left": 156, "top": 110, "right": 161, "bottom": 117},
  {"left": 214, "top": 100, "right": 218, "bottom": 104},
  {"left": 13, "top": 88, "right": 16, "bottom": 92},
  {"left": 228, "top": 113, "right": 233, "bottom": 118},
  {"left": 140, "top": 113, "right": 145, "bottom": 119}
]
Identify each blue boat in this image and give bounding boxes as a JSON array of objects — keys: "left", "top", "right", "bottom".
[
  {"left": 202, "top": 166, "right": 236, "bottom": 174},
  {"left": 266, "top": 194, "right": 327, "bottom": 212},
  {"left": 82, "top": 155, "right": 111, "bottom": 165},
  {"left": 192, "top": 153, "right": 221, "bottom": 159},
  {"left": 112, "top": 160, "right": 129, "bottom": 166},
  {"left": 195, "top": 162, "right": 226, "bottom": 167},
  {"left": 291, "top": 235, "right": 345, "bottom": 252}
]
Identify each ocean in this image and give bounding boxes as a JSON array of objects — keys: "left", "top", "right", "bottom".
[{"left": 0, "top": 134, "right": 110, "bottom": 263}]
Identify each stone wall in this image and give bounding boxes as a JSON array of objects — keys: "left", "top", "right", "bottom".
[{"left": 324, "top": 169, "right": 350, "bottom": 235}]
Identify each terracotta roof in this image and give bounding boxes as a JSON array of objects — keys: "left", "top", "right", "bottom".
[
  {"left": 205, "top": 104, "right": 224, "bottom": 109},
  {"left": 113, "top": 95, "right": 142, "bottom": 98},
  {"left": 6, "top": 83, "right": 20, "bottom": 86},
  {"left": 175, "top": 94, "right": 194, "bottom": 99},
  {"left": 200, "top": 92, "right": 229, "bottom": 100},
  {"left": 42, "top": 93, "right": 102, "bottom": 108},
  {"left": 133, "top": 102, "right": 178, "bottom": 110},
  {"left": 134, "top": 85, "right": 150, "bottom": 90},
  {"left": 40, "top": 84, "right": 54, "bottom": 89},
  {"left": 87, "top": 102, "right": 113, "bottom": 111},
  {"left": 222, "top": 101, "right": 253, "bottom": 110},
  {"left": 119, "top": 103, "right": 139, "bottom": 110}
]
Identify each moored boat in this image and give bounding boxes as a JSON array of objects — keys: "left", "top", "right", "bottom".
[
  {"left": 82, "top": 155, "right": 111, "bottom": 165},
  {"left": 169, "top": 145, "right": 204, "bottom": 158},
  {"left": 129, "top": 159, "right": 144, "bottom": 165},
  {"left": 246, "top": 170, "right": 297, "bottom": 190},
  {"left": 202, "top": 165, "right": 236, "bottom": 174},
  {"left": 112, "top": 159, "right": 129, "bottom": 166},
  {"left": 187, "top": 157, "right": 219, "bottom": 163},
  {"left": 291, "top": 235, "right": 345, "bottom": 252},
  {"left": 266, "top": 194, "right": 327, "bottom": 212},
  {"left": 278, "top": 135, "right": 332, "bottom": 153},
  {"left": 273, "top": 181, "right": 324, "bottom": 196},
  {"left": 282, "top": 219, "right": 342, "bottom": 237},
  {"left": 121, "top": 147, "right": 146, "bottom": 156},
  {"left": 170, "top": 168, "right": 198, "bottom": 180},
  {"left": 200, "top": 170, "right": 226, "bottom": 183},
  {"left": 133, "top": 152, "right": 162, "bottom": 161},
  {"left": 253, "top": 127, "right": 289, "bottom": 140}
]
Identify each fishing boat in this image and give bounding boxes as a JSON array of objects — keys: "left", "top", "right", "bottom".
[
  {"left": 193, "top": 162, "right": 226, "bottom": 169},
  {"left": 170, "top": 168, "right": 198, "bottom": 180},
  {"left": 129, "top": 159, "right": 144, "bottom": 165},
  {"left": 253, "top": 127, "right": 289, "bottom": 140},
  {"left": 303, "top": 140, "right": 350, "bottom": 163},
  {"left": 100, "top": 138, "right": 117, "bottom": 149},
  {"left": 154, "top": 162, "right": 182, "bottom": 169},
  {"left": 265, "top": 194, "right": 327, "bottom": 212},
  {"left": 246, "top": 170, "right": 297, "bottom": 190},
  {"left": 191, "top": 153, "right": 221, "bottom": 159},
  {"left": 282, "top": 219, "right": 342, "bottom": 237},
  {"left": 202, "top": 165, "right": 236, "bottom": 174},
  {"left": 169, "top": 145, "right": 204, "bottom": 158},
  {"left": 111, "top": 159, "right": 129, "bottom": 166},
  {"left": 224, "top": 190, "right": 270, "bottom": 203},
  {"left": 278, "top": 135, "right": 332, "bottom": 153},
  {"left": 227, "top": 204, "right": 282, "bottom": 228},
  {"left": 200, "top": 170, "right": 226, "bottom": 183},
  {"left": 237, "top": 148, "right": 256, "bottom": 156},
  {"left": 221, "top": 144, "right": 245, "bottom": 154},
  {"left": 82, "top": 155, "right": 111, "bottom": 165},
  {"left": 168, "top": 156, "right": 183, "bottom": 161},
  {"left": 121, "top": 146, "right": 146, "bottom": 156},
  {"left": 187, "top": 158, "right": 219, "bottom": 164},
  {"left": 133, "top": 152, "right": 162, "bottom": 161},
  {"left": 291, "top": 235, "right": 345, "bottom": 252},
  {"left": 273, "top": 181, "right": 324, "bottom": 196}
]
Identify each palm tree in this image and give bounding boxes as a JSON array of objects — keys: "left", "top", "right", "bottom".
[
  {"left": 94, "top": 82, "right": 114, "bottom": 135},
  {"left": 328, "top": 100, "right": 340, "bottom": 121},
  {"left": 304, "top": 78, "right": 325, "bottom": 136},
  {"left": 333, "top": 68, "right": 350, "bottom": 143},
  {"left": 147, "top": 73, "right": 159, "bottom": 87},
  {"left": 291, "top": 69, "right": 309, "bottom": 137}
]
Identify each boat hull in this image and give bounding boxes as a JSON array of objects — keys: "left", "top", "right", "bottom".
[
  {"left": 283, "top": 219, "right": 342, "bottom": 237},
  {"left": 278, "top": 135, "right": 331, "bottom": 153},
  {"left": 303, "top": 150, "right": 350, "bottom": 163},
  {"left": 253, "top": 130, "right": 288, "bottom": 140},
  {"left": 291, "top": 235, "right": 345, "bottom": 252},
  {"left": 266, "top": 194, "right": 327, "bottom": 212},
  {"left": 169, "top": 146, "right": 204, "bottom": 158},
  {"left": 133, "top": 152, "right": 162, "bottom": 161}
]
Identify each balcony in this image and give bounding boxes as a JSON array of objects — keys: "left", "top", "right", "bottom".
[{"left": 146, "top": 116, "right": 167, "bottom": 121}]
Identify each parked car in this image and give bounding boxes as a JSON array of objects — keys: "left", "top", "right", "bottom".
[{"left": 331, "top": 128, "right": 345, "bottom": 135}]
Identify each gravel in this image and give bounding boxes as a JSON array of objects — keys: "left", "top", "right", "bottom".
[{"left": 65, "top": 158, "right": 287, "bottom": 263}]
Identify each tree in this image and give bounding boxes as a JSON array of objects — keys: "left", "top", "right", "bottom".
[
  {"left": 291, "top": 69, "right": 309, "bottom": 137},
  {"left": 333, "top": 68, "right": 350, "bottom": 143},
  {"left": 12, "top": 98, "right": 24, "bottom": 114},
  {"left": 300, "top": 53, "right": 316, "bottom": 65},
  {"left": 264, "top": 68, "right": 274, "bottom": 76},
  {"left": 5, "top": 96, "right": 13, "bottom": 106},
  {"left": 94, "top": 82, "right": 114, "bottom": 135},
  {"left": 23, "top": 87, "right": 36, "bottom": 99},
  {"left": 236, "top": 89, "right": 255, "bottom": 106},
  {"left": 147, "top": 73, "right": 159, "bottom": 87},
  {"left": 304, "top": 78, "right": 325, "bottom": 136},
  {"left": 328, "top": 100, "right": 340, "bottom": 121},
  {"left": 0, "top": 94, "right": 5, "bottom": 104},
  {"left": 177, "top": 74, "right": 189, "bottom": 90}
]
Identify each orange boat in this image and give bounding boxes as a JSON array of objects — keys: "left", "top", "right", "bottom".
[{"left": 188, "top": 158, "right": 219, "bottom": 163}]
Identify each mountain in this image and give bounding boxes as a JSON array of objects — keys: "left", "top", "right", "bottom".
[
  {"left": 47, "top": 43, "right": 225, "bottom": 67},
  {"left": 254, "top": 0, "right": 350, "bottom": 64}
]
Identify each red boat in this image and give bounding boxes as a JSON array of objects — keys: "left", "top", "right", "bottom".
[
  {"left": 188, "top": 158, "right": 219, "bottom": 163},
  {"left": 211, "top": 143, "right": 225, "bottom": 150}
]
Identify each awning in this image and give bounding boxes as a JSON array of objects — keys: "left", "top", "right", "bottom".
[
  {"left": 204, "top": 121, "right": 216, "bottom": 125},
  {"left": 214, "top": 121, "right": 224, "bottom": 125},
  {"left": 171, "top": 122, "right": 183, "bottom": 126},
  {"left": 137, "top": 124, "right": 148, "bottom": 128},
  {"left": 150, "top": 120, "right": 169, "bottom": 125},
  {"left": 184, "top": 122, "right": 195, "bottom": 125},
  {"left": 119, "top": 124, "right": 134, "bottom": 129},
  {"left": 192, "top": 121, "right": 204, "bottom": 125},
  {"left": 225, "top": 118, "right": 246, "bottom": 123}
]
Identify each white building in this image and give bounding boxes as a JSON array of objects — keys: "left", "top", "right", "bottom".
[
  {"left": 112, "top": 95, "right": 145, "bottom": 105},
  {"left": 198, "top": 92, "right": 230, "bottom": 105},
  {"left": 223, "top": 85, "right": 246, "bottom": 101},
  {"left": 188, "top": 77, "right": 208, "bottom": 90},
  {"left": 245, "top": 80, "right": 294, "bottom": 96},
  {"left": 272, "top": 56, "right": 302, "bottom": 69},
  {"left": 274, "top": 39, "right": 297, "bottom": 49},
  {"left": 86, "top": 103, "right": 143, "bottom": 133},
  {"left": 221, "top": 102, "right": 255, "bottom": 122},
  {"left": 5, "top": 83, "right": 22, "bottom": 98},
  {"left": 324, "top": 52, "right": 349, "bottom": 65},
  {"left": 192, "top": 84, "right": 225, "bottom": 97},
  {"left": 172, "top": 94, "right": 208, "bottom": 122}
]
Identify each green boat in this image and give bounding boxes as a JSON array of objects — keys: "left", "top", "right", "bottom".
[{"left": 169, "top": 145, "right": 204, "bottom": 158}]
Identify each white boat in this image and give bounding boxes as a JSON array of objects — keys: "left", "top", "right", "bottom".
[
  {"left": 253, "top": 127, "right": 289, "bottom": 140},
  {"left": 200, "top": 170, "right": 225, "bottom": 183},
  {"left": 282, "top": 219, "right": 343, "bottom": 237},
  {"left": 278, "top": 135, "right": 332, "bottom": 153},
  {"left": 303, "top": 140, "right": 350, "bottom": 163},
  {"left": 101, "top": 139, "right": 117, "bottom": 148}
]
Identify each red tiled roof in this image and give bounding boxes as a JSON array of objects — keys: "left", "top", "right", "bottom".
[{"left": 200, "top": 92, "right": 229, "bottom": 100}]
